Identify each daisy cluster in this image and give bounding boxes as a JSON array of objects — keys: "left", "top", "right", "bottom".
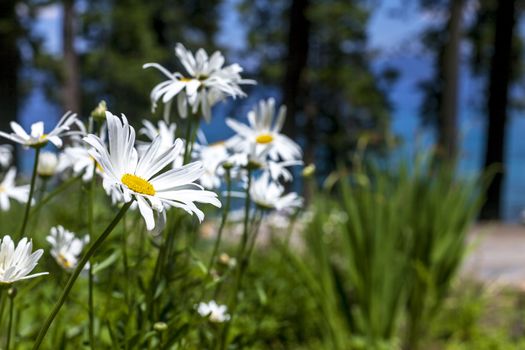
[{"left": 0, "top": 43, "right": 305, "bottom": 302}]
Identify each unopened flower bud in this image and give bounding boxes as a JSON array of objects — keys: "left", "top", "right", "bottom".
[
  {"left": 222, "top": 161, "right": 234, "bottom": 170},
  {"left": 218, "top": 253, "right": 230, "bottom": 265},
  {"left": 302, "top": 164, "right": 316, "bottom": 178},
  {"left": 153, "top": 322, "right": 168, "bottom": 332},
  {"left": 91, "top": 100, "right": 107, "bottom": 121},
  {"left": 246, "top": 160, "right": 262, "bottom": 170},
  {"left": 37, "top": 151, "right": 58, "bottom": 178}
]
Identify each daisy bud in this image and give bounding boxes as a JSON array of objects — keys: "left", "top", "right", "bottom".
[
  {"left": 302, "top": 163, "right": 316, "bottom": 178},
  {"left": 91, "top": 100, "right": 107, "bottom": 122},
  {"left": 218, "top": 253, "right": 236, "bottom": 269},
  {"left": 246, "top": 159, "right": 263, "bottom": 171},
  {"left": 218, "top": 253, "right": 231, "bottom": 266},
  {"left": 153, "top": 322, "right": 168, "bottom": 332},
  {"left": 222, "top": 161, "right": 234, "bottom": 170},
  {"left": 37, "top": 151, "right": 58, "bottom": 178}
]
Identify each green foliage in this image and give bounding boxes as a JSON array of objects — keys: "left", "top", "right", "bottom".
[{"left": 282, "top": 157, "right": 485, "bottom": 349}]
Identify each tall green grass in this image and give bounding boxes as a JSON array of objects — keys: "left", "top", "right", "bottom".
[{"left": 290, "top": 158, "right": 488, "bottom": 349}]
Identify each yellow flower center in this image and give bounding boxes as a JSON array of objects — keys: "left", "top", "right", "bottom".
[
  {"left": 57, "top": 254, "right": 73, "bottom": 269},
  {"left": 255, "top": 133, "right": 274, "bottom": 144},
  {"left": 180, "top": 77, "right": 194, "bottom": 82},
  {"left": 0, "top": 186, "right": 4, "bottom": 193},
  {"left": 121, "top": 173, "right": 156, "bottom": 196},
  {"left": 30, "top": 134, "right": 49, "bottom": 148}
]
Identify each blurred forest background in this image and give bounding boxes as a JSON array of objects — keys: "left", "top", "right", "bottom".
[{"left": 1, "top": 0, "right": 524, "bottom": 221}]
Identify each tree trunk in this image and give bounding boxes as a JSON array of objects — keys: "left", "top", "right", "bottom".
[
  {"left": 0, "top": 0, "right": 20, "bottom": 143},
  {"left": 438, "top": 0, "right": 464, "bottom": 160},
  {"left": 282, "top": 0, "right": 310, "bottom": 140},
  {"left": 282, "top": 0, "right": 311, "bottom": 198},
  {"left": 62, "top": 0, "right": 80, "bottom": 113},
  {"left": 480, "top": 0, "right": 516, "bottom": 220}
]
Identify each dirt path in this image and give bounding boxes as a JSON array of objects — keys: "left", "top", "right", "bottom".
[{"left": 464, "top": 223, "right": 525, "bottom": 289}]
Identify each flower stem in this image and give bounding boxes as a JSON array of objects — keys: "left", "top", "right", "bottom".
[
  {"left": 207, "top": 169, "right": 232, "bottom": 271},
  {"left": 220, "top": 170, "right": 252, "bottom": 350},
  {"left": 87, "top": 160, "right": 97, "bottom": 349},
  {"left": 236, "top": 170, "right": 252, "bottom": 261},
  {"left": 32, "top": 202, "right": 132, "bottom": 350},
  {"left": 19, "top": 147, "right": 40, "bottom": 238},
  {"left": 183, "top": 120, "right": 193, "bottom": 164},
  {"left": 5, "top": 288, "right": 15, "bottom": 350}
]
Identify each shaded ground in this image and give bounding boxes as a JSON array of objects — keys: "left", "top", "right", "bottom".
[{"left": 464, "top": 223, "right": 525, "bottom": 289}]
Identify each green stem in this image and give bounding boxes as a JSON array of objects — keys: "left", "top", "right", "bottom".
[
  {"left": 207, "top": 169, "right": 232, "bottom": 271},
  {"left": 0, "top": 287, "right": 5, "bottom": 329},
  {"left": 6, "top": 288, "right": 15, "bottom": 350},
  {"left": 87, "top": 161, "right": 97, "bottom": 349},
  {"left": 220, "top": 170, "right": 252, "bottom": 350},
  {"left": 183, "top": 121, "right": 193, "bottom": 164},
  {"left": 122, "top": 215, "right": 130, "bottom": 307},
  {"left": 236, "top": 170, "right": 252, "bottom": 261},
  {"left": 32, "top": 202, "right": 131, "bottom": 350},
  {"left": 283, "top": 210, "right": 300, "bottom": 248},
  {"left": 243, "top": 209, "right": 264, "bottom": 267},
  {"left": 183, "top": 112, "right": 201, "bottom": 165},
  {"left": 19, "top": 147, "right": 40, "bottom": 238}
]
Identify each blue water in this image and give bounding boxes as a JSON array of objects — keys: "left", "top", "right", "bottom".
[{"left": 16, "top": 78, "right": 525, "bottom": 222}]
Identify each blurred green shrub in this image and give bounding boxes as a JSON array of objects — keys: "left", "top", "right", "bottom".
[{"left": 288, "top": 157, "right": 488, "bottom": 349}]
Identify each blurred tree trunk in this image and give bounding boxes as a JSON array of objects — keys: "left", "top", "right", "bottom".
[
  {"left": 282, "top": 0, "right": 311, "bottom": 197},
  {"left": 282, "top": 0, "right": 310, "bottom": 142},
  {"left": 438, "top": 0, "right": 464, "bottom": 160},
  {"left": 480, "top": 0, "right": 516, "bottom": 220},
  {"left": 62, "top": 0, "right": 80, "bottom": 113},
  {"left": 0, "top": 0, "right": 20, "bottom": 145}
]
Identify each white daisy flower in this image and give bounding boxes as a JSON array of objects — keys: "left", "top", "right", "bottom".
[
  {"left": 265, "top": 159, "right": 303, "bottom": 183},
  {"left": 226, "top": 143, "right": 270, "bottom": 171},
  {"left": 225, "top": 145, "right": 300, "bottom": 183},
  {"left": 0, "top": 112, "right": 80, "bottom": 148},
  {"left": 250, "top": 172, "right": 303, "bottom": 211},
  {"left": 0, "top": 145, "right": 13, "bottom": 168},
  {"left": 197, "top": 300, "right": 230, "bottom": 323},
  {"left": 0, "top": 235, "right": 48, "bottom": 284},
  {"left": 144, "top": 43, "right": 255, "bottom": 122},
  {"left": 226, "top": 98, "right": 302, "bottom": 161},
  {"left": 46, "top": 226, "right": 89, "bottom": 271},
  {"left": 84, "top": 111, "right": 221, "bottom": 231},
  {"left": 192, "top": 132, "right": 230, "bottom": 189},
  {"left": 0, "top": 168, "right": 30, "bottom": 211},
  {"left": 37, "top": 151, "right": 59, "bottom": 178}
]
